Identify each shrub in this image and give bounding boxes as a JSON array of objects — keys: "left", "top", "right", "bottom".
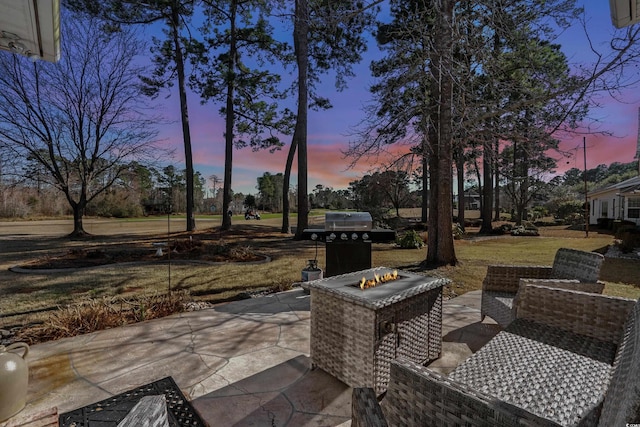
[
  {"left": 396, "top": 230, "right": 424, "bottom": 249},
  {"left": 615, "top": 224, "right": 639, "bottom": 238},
  {"left": 554, "top": 200, "right": 584, "bottom": 222},
  {"left": 464, "top": 219, "right": 482, "bottom": 228},
  {"left": 564, "top": 212, "right": 586, "bottom": 226},
  {"left": 452, "top": 223, "right": 465, "bottom": 240},
  {"left": 613, "top": 220, "right": 638, "bottom": 234},
  {"left": 491, "top": 223, "right": 512, "bottom": 235},
  {"left": 87, "top": 193, "right": 144, "bottom": 218},
  {"left": 616, "top": 226, "right": 640, "bottom": 253},
  {"left": 529, "top": 206, "right": 548, "bottom": 221},
  {"left": 511, "top": 222, "right": 539, "bottom": 236},
  {"left": 409, "top": 222, "right": 428, "bottom": 231}
]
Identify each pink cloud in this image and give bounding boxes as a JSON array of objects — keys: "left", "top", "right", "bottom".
[
  {"left": 557, "top": 133, "right": 638, "bottom": 173},
  {"left": 555, "top": 102, "right": 639, "bottom": 174},
  {"left": 154, "top": 47, "right": 640, "bottom": 195}
]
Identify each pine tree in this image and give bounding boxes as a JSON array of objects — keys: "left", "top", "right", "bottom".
[{"left": 191, "top": 0, "right": 294, "bottom": 230}]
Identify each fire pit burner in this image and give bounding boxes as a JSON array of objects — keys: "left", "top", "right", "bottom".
[{"left": 354, "top": 269, "right": 400, "bottom": 289}]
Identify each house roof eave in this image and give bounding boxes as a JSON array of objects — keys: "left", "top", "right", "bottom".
[{"left": 587, "top": 176, "right": 640, "bottom": 198}]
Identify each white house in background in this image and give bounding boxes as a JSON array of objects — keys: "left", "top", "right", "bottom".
[
  {"left": 588, "top": 104, "right": 640, "bottom": 227},
  {"left": 588, "top": 174, "right": 640, "bottom": 227}
]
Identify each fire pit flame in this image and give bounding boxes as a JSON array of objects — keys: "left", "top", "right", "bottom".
[{"left": 359, "top": 270, "right": 398, "bottom": 289}]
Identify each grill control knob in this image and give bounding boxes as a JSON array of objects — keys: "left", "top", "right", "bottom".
[
  {"left": 311, "top": 233, "right": 318, "bottom": 241},
  {"left": 328, "top": 233, "right": 336, "bottom": 242},
  {"left": 362, "top": 233, "right": 369, "bottom": 240},
  {"left": 351, "top": 233, "right": 358, "bottom": 240},
  {"left": 340, "top": 233, "right": 348, "bottom": 240}
]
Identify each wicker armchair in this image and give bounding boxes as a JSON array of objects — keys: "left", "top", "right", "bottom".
[
  {"left": 481, "top": 247, "right": 605, "bottom": 327},
  {"left": 352, "top": 284, "right": 640, "bottom": 427}
]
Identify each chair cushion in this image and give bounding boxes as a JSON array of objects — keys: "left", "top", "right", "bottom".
[{"left": 450, "top": 319, "right": 617, "bottom": 426}]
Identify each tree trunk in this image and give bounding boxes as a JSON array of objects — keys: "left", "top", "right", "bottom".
[
  {"left": 493, "top": 138, "right": 501, "bottom": 221},
  {"left": 421, "top": 138, "right": 428, "bottom": 223},
  {"left": 427, "top": 128, "right": 439, "bottom": 262},
  {"left": 425, "top": 0, "right": 456, "bottom": 267},
  {"left": 456, "top": 155, "right": 465, "bottom": 231},
  {"left": 511, "top": 140, "right": 519, "bottom": 224},
  {"left": 221, "top": 2, "right": 237, "bottom": 231},
  {"left": 512, "top": 137, "right": 530, "bottom": 225},
  {"left": 293, "top": 0, "right": 309, "bottom": 240},
  {"left": 473, "top": 159, "right": 483, "bottom": 214},
  {"left": 281, "top": 132, "right": 297, "bottom": 233},
  {"left": 70, "top": 200, "right": 87, "bottom": 237},
  {"left": 171, "top": 4, "right": 195, "bottom": 231},
  {"left": 519, "top": 143, "right": 530, "bottom": 223},
  {"left": 72, "top": 206, "right": 85, "bottom": 236},
  {"left": 480, "top": 137, "right": 493, "bottom": 234}
]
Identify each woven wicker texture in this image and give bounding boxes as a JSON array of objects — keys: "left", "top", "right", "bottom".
[
  {"left": 598, "top": 299, "right": 640, "bottom": 426},
  {"left": 310, "top": 280, "right": 443, "bottom": 394},
  {"left": 483, "top": 265, "right": 554, "bottom": 293},
  {"left": 519, "top": 278, "right": 605, "bottom": 294},
  {"left": 352, "top": 287, "right": 639, "bottom": 427},
  {"left": 550, "top": 248, "right": 604, "bottom": 282},
  {"left": 481, "top": 291, "right": 516, "bottom": 327},
  {"left": 450, "top": 319, "right": 615, "bottom": 426},
  {"left": 380, "top": 358, "right": 560, "bottom": 427},
  {"left": 481, "top": 248, "right": 605, "bottom": 327},
  {"left": 351, "top": 388, "right": 388, "bottom": 427},
  {"left": 517, "top": 284, "right": 635, "bottom": 345}
]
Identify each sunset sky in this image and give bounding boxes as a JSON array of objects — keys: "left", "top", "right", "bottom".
[{"left": 153, "top": 1, "right": 640, "bottom": 195}]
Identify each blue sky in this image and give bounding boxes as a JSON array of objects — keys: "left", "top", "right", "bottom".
[
  {"left": 151, "top": 1, "right": 640, "bottom": 195},
  {"left": 554, "top": 2, "right": 640, "bottom": 172}
]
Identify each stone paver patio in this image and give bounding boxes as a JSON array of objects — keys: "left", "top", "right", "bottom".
[{"left": 2, "top": 289, "right": 499, "bottom": 427}]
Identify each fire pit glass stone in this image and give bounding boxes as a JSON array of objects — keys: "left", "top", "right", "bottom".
[{"left": 306, "top": 267, "right": 448, "bottom": 394}]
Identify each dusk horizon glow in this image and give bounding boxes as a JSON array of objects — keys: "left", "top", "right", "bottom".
[{"left": 151, "top": 1, "right": 640, "bottom": 196}]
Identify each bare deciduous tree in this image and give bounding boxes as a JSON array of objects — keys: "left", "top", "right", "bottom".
[{"left": 0, "top": 14, "right": 162, "bottom": 236}]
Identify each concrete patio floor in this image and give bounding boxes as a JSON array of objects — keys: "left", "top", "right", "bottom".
[{"left": 2, "top": 289, "right": 500, "bottom": 427}]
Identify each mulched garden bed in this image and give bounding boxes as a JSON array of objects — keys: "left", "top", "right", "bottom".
[{"left": 17, "top": 238, "right": 265, "bottom": 270}]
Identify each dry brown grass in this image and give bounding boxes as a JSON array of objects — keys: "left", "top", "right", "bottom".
[
  {"left": 375, "top": 224, "right": 640, "bottom": 299},
  {"left": 1, "top": 214, "right": 639, "bottom": 339},
  {"left": 0, "top": 219, "right": 322, "bottom": 330},
  {"left": 15, "top": 291, "right": 190, "bottom": 344}
]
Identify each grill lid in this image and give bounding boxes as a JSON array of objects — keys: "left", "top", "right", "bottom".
[{"left": 325, "top": 212, "right": 372, "bottom": 231}]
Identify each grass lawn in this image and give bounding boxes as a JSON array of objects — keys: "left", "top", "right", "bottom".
[{"left": 1, "top": 213, "right": 638, "bottom": 337}]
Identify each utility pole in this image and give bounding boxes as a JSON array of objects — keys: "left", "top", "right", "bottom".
[{"left": 634, "top": 107, "right": 640, "bottom": 176}]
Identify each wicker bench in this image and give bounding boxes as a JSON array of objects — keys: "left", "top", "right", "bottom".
[
  {"left": 352, "top": 284, "right": 640, "bottom": 427},
  {"left": 481, "top": 247, "right": 605, "bottom": 327}
]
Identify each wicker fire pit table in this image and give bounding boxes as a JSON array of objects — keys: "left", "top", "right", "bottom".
[{"left": 306, "top": 267, "right": 448, "bottom": 395}]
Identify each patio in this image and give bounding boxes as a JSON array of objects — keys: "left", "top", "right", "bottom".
[{"left": 2, "top": 288, "right": 499, "bottom": 427}]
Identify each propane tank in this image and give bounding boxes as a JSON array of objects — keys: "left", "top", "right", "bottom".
[
  {"left": 301, "top": 259, "right": 323, "bottom": 282},
  {"left": 0, "top": 342, "right": 29, "bottom": 422}
]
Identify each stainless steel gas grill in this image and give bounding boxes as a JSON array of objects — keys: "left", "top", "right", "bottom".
[{"left": 301, "top": 212, "right": 396, "bottom": 277}]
